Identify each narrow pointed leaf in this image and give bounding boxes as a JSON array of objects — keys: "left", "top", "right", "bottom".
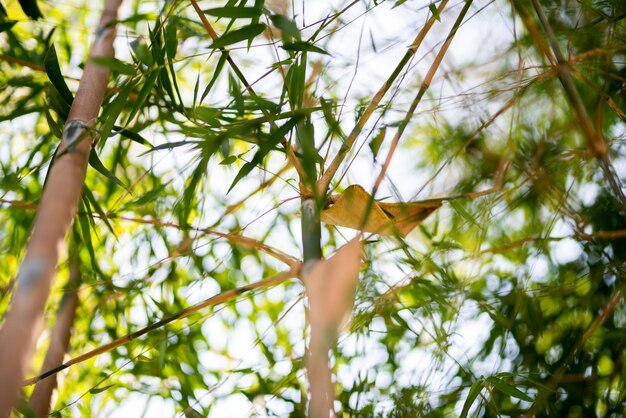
[
  {"left": 487, "top": 376, "right": 533, "bottom": 402},
  {"left": 91, "top": 57, "right": 136, "bottom": 75},
  {"left": 369, "top": 127, "right": 386, "bottom": 160},
  {"left": 126, "top": 71, "right": 159, "bottom": 124},
  {"left": 269, "top": 14, "right": 300, "bottom": 39},
  {"left": 44, "top": 45, "right": 74, "bottom": 106},
  {"left": 282, "top": 41, "right": 329, "bottom": 55},
  {"left": 17, "top": 0, "right": 42, "bottom": 19},
  {"left": 89, "top": 384, "right": 115, "bottom": 394},
  {"left": 460, "top": 378, "right": 485, "bottom": 418},
  {"left": 208, "top": 24, "right": 266, "bottom": 49},
  {"left": 204, "top": 7, "right": 262, "bottom": 18},
  {"left": 88, "top": 150, "right": 129, "bottom": 192}
]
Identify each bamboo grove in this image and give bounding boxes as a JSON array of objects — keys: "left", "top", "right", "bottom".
[{"left": 1, "top": 0, "right": 626, "bottom": 417}]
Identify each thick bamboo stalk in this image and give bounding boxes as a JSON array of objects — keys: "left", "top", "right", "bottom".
[
  {"left": 28, "top": 265, "right": 80, "bottom": 417},
  {"left": 0, "top": 2, "right": 122, "bottom": 416}
]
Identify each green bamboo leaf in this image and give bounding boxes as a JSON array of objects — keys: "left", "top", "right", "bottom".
[
  {"left": 121, "top": 183, "right": 168, "bottom": 209},
  {"left": 88, "top": 150, "right": 129, "bottom": 192},
  {"left": 113, "top": 127, "right": 153, "bottom": 148},
  {"left": 164, "top": 19, "right": 178, "bottom": 60},
  {"left": 227, "top": 160, "right": 256, "bottom": 193},
  {"left": 228, "top": 116, "right": 302, "bottom": 193},
  {"left": 89, "top": 384, "right": 115, "bottom": 394},
  {"left": 17, "top": 0, "right": 42, "bottom": 19},
  {"left": 320, "top": 98, "right": 343, "bottom": 138},
  {"left": 76, "top": 199, "right": 98, "bottom": 270},
  {"left": 460, "top": 378, "right": 484, "bottom": 418},
  {"left": 200, "top": 53, "right": 227, "bottom": 103},
  {"left": 140, "top": 141, "right": 200, "bottom": 155},
  {"left": 44, "top": 45, "right": 74, "bottom": 106},
  {"left": 487, "top": 376, "right": 533, "bottom": 402},
  {"left": 282, "top": 41, "right": 329, "bottom": 55},
  {"left": 44, "top": 107, "right": 63, "bottom": 138},
  {"left": 99, "top": 81, "right": 134, "bottom": 141},
  {"left": 0, "top": 20, "right": 16, "bottom": 33},
  {"left": 204, "top": 6, "right": 262, "bottom": 18},
  {"left": 271, "top": 58, "right": 293, "bottom": 70},
  {"left": 429, "top": 3, "right": 440, "bottom": 21},
  {"left": 91, "top": 56, "right": 136, "bottom": 75},
  {"left": 194, "top": 107, "right": 221, "bottom": 125},
  {"left": 369, "top": 127, "right": 386, "bottom": 160},
  {"left": 126, "top": 71, "right": 159, "bottom": 124},
  {"left": 130, "top": 38, "right": 154, "bottom": 67},
  {"left": 83, "top": 186, "right": 115, "bottom": 236},
  {"left": 208, "top": 23, "right": 266, "bottom": 49},
  {"left": 220, "top": 155, "right": 237, "bottom": 165},
  {"left": 269, "top": 14, "right": 300, "bottom": 39},
  {"left": 44, "top": 83, "right": 71, "bottom": 118}
]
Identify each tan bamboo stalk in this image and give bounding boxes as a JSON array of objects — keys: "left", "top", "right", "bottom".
[
  {"left": 0, "top": 1, "right": 122, "bottom": 416},
  {"left": 28, "top": 264, "right": 80, "bottom": 417}
]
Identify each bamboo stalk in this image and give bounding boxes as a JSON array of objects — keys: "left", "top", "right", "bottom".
[
  {"left": 28, "top": 264, "right": 80, "bottom": 417},
  {"left": 23, "top": 269, "right": 297, "bottom": 386},
  {"left": 0, "top": 1, "right": 122, "bottom": 416}
]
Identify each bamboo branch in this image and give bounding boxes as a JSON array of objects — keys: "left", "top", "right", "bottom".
[
  {"left": 0, "top": 2, "right": 122, "bottom": 416},
  {"left": 370, "top": 0, "right": 473, "bottom": 199},
  {"left": 0, "top": 54, "right": 45, "bottom": 71},
  {"left": 23, "top": 269, "right": 298, "bottom": 386},
  {"left": 0, "top": 200, "right": 300, "bottom": 268},
  {"left": 317, "top": 0, "right": 449, "bottom": 194},
  {"left": 109, "top": 214, "right": 301, "bottom": 269},
  {"left": 28, "top": 264, "right": 80, "bottom": 417}
]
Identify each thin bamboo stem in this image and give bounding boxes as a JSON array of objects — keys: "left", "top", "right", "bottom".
[
  {"left": 0, "top": 202, "right": 300, "bottom": 269},
  {"left": 28, "top": 264, "right": 80, "bottom": 417},
  {"left": 23, "top": 269, "right": 297, "bottom": 386},
  {"left": 0, "top": 2, "right": 122, "bottom": 416},
  {"left": 370, "top": 0, "right": 473, "bottom": 199},
  {"left": 316, "top": 0, "right": 449, "bottom": 194}
]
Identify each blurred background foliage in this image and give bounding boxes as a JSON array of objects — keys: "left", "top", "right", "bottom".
[{"left": 1, "top": 0, "right": 626, "bottom": 416}]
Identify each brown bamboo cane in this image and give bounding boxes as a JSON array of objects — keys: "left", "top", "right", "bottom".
[
  {"left": 28, "top": 265, "right": 80, "bottom": 417},
  {"left": 0, "top": 1, "right": 122, "bottom": 415}
]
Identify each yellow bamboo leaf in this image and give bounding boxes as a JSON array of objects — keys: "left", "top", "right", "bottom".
[{"left": 321, "top": 185, "right": 441, "bottom": 237}]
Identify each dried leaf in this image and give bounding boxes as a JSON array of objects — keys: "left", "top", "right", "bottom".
[
  {"left": 303, "top": 239, "right": 362, "bottom": 341},
  {"left": 321, "top": 185, "right": 441, "bottom": 237}
]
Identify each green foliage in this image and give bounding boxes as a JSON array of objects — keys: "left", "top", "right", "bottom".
[{"left": 1, "top": 0, "right": 626, "bottom": 417}]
